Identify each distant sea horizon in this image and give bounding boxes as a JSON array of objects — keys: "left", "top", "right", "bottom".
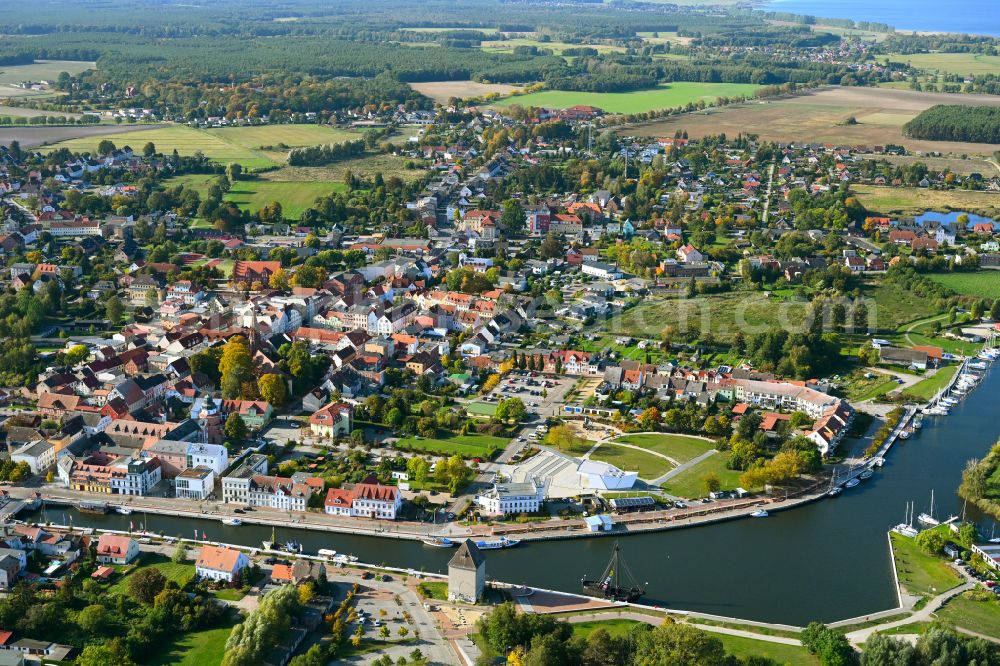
[{"left": 757, "top": 0, "right": 1000, "bottom": 37}]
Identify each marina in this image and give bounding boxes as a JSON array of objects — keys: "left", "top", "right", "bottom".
[{"left": 9, "top": 350, "right": 1000, "bottom": 625}]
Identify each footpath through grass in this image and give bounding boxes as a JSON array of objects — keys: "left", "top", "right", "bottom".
[
  {"left": 889, "top": 531, "right": 963, "bottom": 598},
  {"left": 589, "top": 444, "right": 673, "bottom": 479},
  {"left": 613, "top": 433, "right": 715, "bottom": 463},
  {"left": 936, "top": 591, "right": 1000, "bottom": 639},
  {"left": 659, "top": 451, "right": 743, "bottom": 498}
]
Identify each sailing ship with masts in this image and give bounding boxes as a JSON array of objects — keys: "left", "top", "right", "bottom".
[{"left": 581, "top": 542, "right": 645, "bottom": 603}]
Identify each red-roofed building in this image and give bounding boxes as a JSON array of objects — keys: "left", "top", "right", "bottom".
[
  {"left": 95, "top": 534, "right": 139, "bottom": 565},
  {"left": 324, "top": 475, "right": 401, "bottom": 519}
]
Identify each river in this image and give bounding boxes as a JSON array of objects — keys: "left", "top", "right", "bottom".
[{"left": 23, "top": 367, "right": 1000, "bottom": 625}]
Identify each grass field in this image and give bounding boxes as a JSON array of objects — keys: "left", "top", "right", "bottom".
[
  {"left": 660, "top": 451, "right": 743, "bottom": 498},
  {"left": 900, "top": 365, "right": 959, "bottom": 401},
  {"left": 889, "top": 531, "right": 963, "bottom": 598},
  {"left": 841, "top": 370, "right": 899, "bottom": 402},
  {"left": 588, "top": 444, "right": 673, "bottom": 479},
  {"left": 636, "top": 31, "right": 694, "bottom": 46},
  {"left": 624, "top": 86, "right": 1000, "bottom": 156},
  {"left": 878, "top": 154, "right": 998, "bottom": 176},
  {"left": 612, "top": 433, "right": 715, "bottom": 464},
  {"left": 494, "top": 82, "right": 759, "bottom": 115},
  {"left": 714, "top": 633, "right": 818, "bottom": 666},
  {"left": 853, "top": 185, "right": 1000, "bottom": 216},
  {"left": 867, "top": 281, "right": 946, "bottom": 331},
  {"left": 416, "top": 581, "right": 449, "bottom": 600},
  {"left": 108, "top": 553, "right": 196, "bottom": 595},
  {"left": 570, "top": 618, "right": 646, "bottom": 638},
  {"left": 168, "top": 170, "right": 347, "bottom": 218},
  {"left": 396, "top": 433, "right": 508, "bottom": 458},
  {"left": 884, "top": 53, "right": 1000, "bottom": 76},
  {"left": 43, "top": 125, "right": 275, "bottom": 168},
  {"left": 928, "top": 271, "right": 1000, "bottom": 299},
  {"left": 0, "top": 104, "right": 82, "bottom": 119},
  {"left": 936, "top": 592, "right": 1000, "bottom": 639},
  {"left": 604, "top": 290, "right": 811, "bottom": 341},
  {"left": 149, "top": 622, "right": 234, "bottom": 666},
  {"left": 0, "top": 59, "right": 94, "bottom": 99},
  {"left": 205, "top": 124, "right": 363, "bottom": 162}
]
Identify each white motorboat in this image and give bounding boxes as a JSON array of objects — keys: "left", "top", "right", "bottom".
[
  {"left": 898, "top": 430, "right": 910, "bottom": 440},
  {"left": 318, "top": 548, "right": 338, "bottom": 559},
  {"left": 222, "top": 517, "right": 242, "bottom": 526},
  {"left": 422, "top": 537, "right": 456, "bottom": 548},
  {"left": 750, "top": 510, "right": 769, "bottom": 518},
  {"left": 845, "top": 478, "right": 860, "bottom": 489},
  {"left": 116, "top": 506, "right": 133, "bottom": 515}
]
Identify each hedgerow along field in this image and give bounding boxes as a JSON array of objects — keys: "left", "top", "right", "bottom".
[
  {"left": 493, "top": 82, "right": 760, "bottom": 114},
  {"left": 883, "top": 52, "right": 1000, "bottom": 76}
]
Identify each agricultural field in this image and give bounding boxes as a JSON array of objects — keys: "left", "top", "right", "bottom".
[
  {"left": 612, "top": 433, "right": 715, "bottom": 464},
  {"left": 624, "top": 86, "right": 1000, "bottom": 156},
  {"left": 42, "top": 125, "right": 275, "bottom": 168},
  {"left": 604, "top": 290, "right": 811, "bottom": 342},
  {"left": 169, "top": 172, "right": 345, "bottom": 218},
  {"left": 410, "top": 80, "right": 524, "bottom": 104},
  {"left": 481, "top": 37, "right": 626, "bottom": 55},
  {"left": 0, "top": 123, "right": 158, "bottom": 148},
  {"left": 0, "top": 59, "right": 95, "bottom": 99},
  {"left": 636, "top": 31, "right": 693, "bottom": 46},
  {"left": 927, "top": 271, "right": 1000, "bottom": 299},
  {"left": 877, "top": 154, "right": 999, "bottom": 176},
  {"left": 659, "top": 451, "right": 743, "bottom": 498},
  {"left": 204, "top": 124, "right": 363, "bottom": 162},
  {"left": 494, "top": 82, "right": 760, "bottom": 115},
  {"left": 0, "top": 104, "right": 83, "bottom": 119},
  {"left": 882, "top": 52, "right": 1000, "bottom": 76},
  {"left": 852, "top": 185, "right": 1000, "bottom": 216},
  {"left": 400, "top": 27, "right": 501, "bottom": 35}
]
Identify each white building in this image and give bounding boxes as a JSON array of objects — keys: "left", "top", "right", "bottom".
[
  {"left": 576, "top": 460, "right": 638, "bottom": 490},
  {"left": 95, "top": 535, "right": 139, "bottom": 565},
  {"left": 476, "top": 481, "right": 543, "bottom": 515},
  {"left": 196, "top": 545, "right": 250, "bottom": 582},
  {"left": 186, "top": 443, "right": 229, "bottom": 475},
  {"left": 581, "top": 262, "right": 623, "bottom": 280},
  {"left": 175, "top": 466, "right": 216, "bottom": 500},
  {"left": 11, "top": 440, "right": 55, "bottom": 475},
  {"left": 324, "top": 476, "right": 402, "bottom": 520}
]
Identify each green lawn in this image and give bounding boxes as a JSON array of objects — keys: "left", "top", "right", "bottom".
[
  {"left": 889, "top": 531, "right": 963, "bottom": 598},
  {"left": 571, "top": 618, "right": 647, "bottom": 639},
  {"left": 841, "top": 370, "right": 899, "bottom": 402},
  {"left": 714, "top": 633, "right": 819, "bottom": 666},
  {"left": 589, "top": 444, "right": 674, "bottom": 480},
  {"left": 935, "top": 592, "right": 1000, "bottom": 639},
  {"left": 204, "top": 124, "right": 362, "bottom": 162},
  {"left": 396, "top": 433, "right": 508, "bottom": 458},
  {"left": 107, "top": 553, "right": 195, "bottom": 595},
  {"left": 928, "top": 271, "right": 1000, "bottom": 300},
  {"left": 416, "top": 581, "right": 448, "bottom": 600},
  {"left": 494, "top": 82, "right": 760, "bottom": 115},
  {"left": 213, "top": 587, "right": 248, "bottom": 601},
  {"left": 612, "top": 433, "right": 715, "bottom": 464},
  {"left": 660, "top": 451, "right": 744, "bottom": 498},
  {"left": 148, "top": 622, "right": 235, "bottom": 666},
  {"left": 867, "top": 282, "right": 945, "bottom": 331},
  {"left": 899, "top": 365, "right": 958, "bottom": 401}
]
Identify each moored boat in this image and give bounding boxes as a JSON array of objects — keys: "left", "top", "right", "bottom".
[
  {"left": 750, "top": 509, "right": 769, "bottom": 518},
  {"left": 422, "top": 537, "right": 456, "bottom": 548},
  {"left": 859, "top": 469, "right": 874, "bottom": 480},
  {"left": 845, "top": 478, "right": 860, "bottom": 489},
  {"left": 116, "top": 506, "right": 133, "bottom": 515},
  {"left": 581, "top": 542, "right": 645, "bottom": 603},
  {"left": 79, "top": 501, "right": 110, "bottom": 514},
  {"left": 222, "top": 517, "right": 242, "bottom": 526},
  {"left": 475, "top": 537, "right": 520, "bottom": 550}
]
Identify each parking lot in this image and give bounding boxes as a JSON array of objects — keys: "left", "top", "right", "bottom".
[{"left": 480, "top": 371, "right": 577, "bottom": 418}]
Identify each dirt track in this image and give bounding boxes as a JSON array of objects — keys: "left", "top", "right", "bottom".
[{"left": 0, "top": 123, "right": 160, "bottom": 148}]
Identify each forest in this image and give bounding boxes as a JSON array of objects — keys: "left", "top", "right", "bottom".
[{"left": 903, "top": 105, "right": 1000, "bottom": 144}]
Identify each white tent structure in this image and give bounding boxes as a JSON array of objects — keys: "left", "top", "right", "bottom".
[{"left": 577, "top": 459, "right": 638, "bottom": 490}]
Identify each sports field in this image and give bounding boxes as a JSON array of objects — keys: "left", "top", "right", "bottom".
[
  {"left": 625, "top": 86, "right": 1000, "bottom": 156},
  {"left": 883, "top": 52, "right": 1000, "bottom": 76},
  {"left": 494, "top": 82, "right": 760, "bottom": 114},
  {"left": 928, "top": 271, "right": 1000, "bottom": 299}
]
